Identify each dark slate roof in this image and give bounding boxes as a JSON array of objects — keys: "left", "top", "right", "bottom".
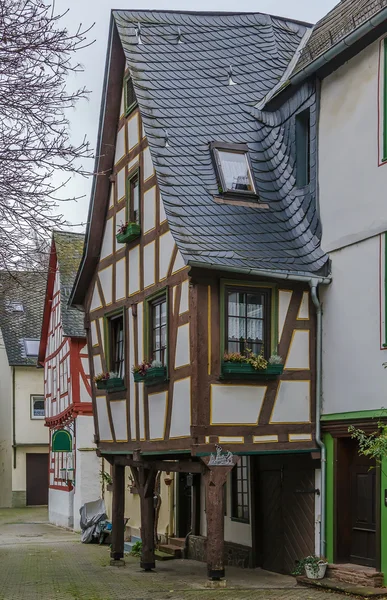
[
  {"left": 295, "top": 0, "right": 387, "bottom": 74},
  {"left": 54, "top": 231, "right": 85, "bottom": 337},
  {"left": 0, "top": 272, "right": 46, "bottom": 366},
  {"left": 113, "top": 10, "right": 329, "bottom": 277}
]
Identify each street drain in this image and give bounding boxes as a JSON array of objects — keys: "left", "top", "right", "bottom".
[{"left": 18, "top": 534, "right": 44, "bottom": 538}]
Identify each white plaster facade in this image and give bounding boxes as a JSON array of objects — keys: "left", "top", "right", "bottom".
[
  {"left": 318, "top": 36, "right": 387, "bottom": 416},
  {"left": 0, "top": 340, "right": 48, "bottom": 507}
]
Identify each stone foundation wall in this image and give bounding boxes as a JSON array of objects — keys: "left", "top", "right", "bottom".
[
  {"left": 188, "top": 534, "right": 253, "bottom": 568},
  {"left": 12, "top": 491, "right": 26, "bottom": 508}
]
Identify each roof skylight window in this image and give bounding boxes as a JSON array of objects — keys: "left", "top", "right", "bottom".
[
  {"left": 212, "top": 143, "right": 257, "bottom": 197},
  {"left": 6, "top": 301, "right": 24, "bottom": 313},
  {"left": 23, "top": 338, "right": 40, "bottom": 357}
]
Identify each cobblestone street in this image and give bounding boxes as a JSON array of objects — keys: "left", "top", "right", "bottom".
[{"left": 0, "top": 508, "right": 346, "bottom": 600}]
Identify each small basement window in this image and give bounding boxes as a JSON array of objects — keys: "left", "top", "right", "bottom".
[{"left": 212, "top": 142, "right": 257, "bottom": 196}]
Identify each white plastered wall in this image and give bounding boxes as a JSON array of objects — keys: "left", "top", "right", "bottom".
[
  {"left": 0, "top": 330, "right": 12, "bottom": 507},
  {"left": 320, "top": 236, "right": 386, "bottom": 414},
  {"left": 319, "top": 38, "right": 387, "bottom": 252},
  {"left": 73, "top": 416, "right": 101, "bottom": 530}
]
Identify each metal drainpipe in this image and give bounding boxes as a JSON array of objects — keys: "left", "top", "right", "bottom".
[{"left": 310, "top": 279, "right": 326, "bottom": 558}]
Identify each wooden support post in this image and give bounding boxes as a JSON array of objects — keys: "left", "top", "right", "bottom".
[
  {"left": 201, "top": 451, "right": 239, "bottom": 582},
  {"left": 131, "top": 466, "right": 157, "bottom": 571},
  {"left": 110, "top": 462, "right": 125, "bottom": 562}
]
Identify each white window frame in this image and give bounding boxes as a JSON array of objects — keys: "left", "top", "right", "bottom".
[
  {"left": 211, "top": 141, "right": 257, "bottom": 197},
  {"left": 31, "top": 395, "right": 45, "bottom": 420}
]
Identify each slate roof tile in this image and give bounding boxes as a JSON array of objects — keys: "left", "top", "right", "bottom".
[
  {"left": 0, "top": 272, "right": 46, "bottom": 366},
  {"left": 53, "top": 231, "right": 85, "bottom": 338},
  {"left": 112, "top": 10, "right": 329, "bottom": 278}
]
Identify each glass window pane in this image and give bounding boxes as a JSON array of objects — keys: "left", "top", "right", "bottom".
[
  {"left": 246, "top": 319, "right": 263, "bottom": 344},
  {"left": 228, "top": 317, "right": 245, "bottom": 342},
  {"left": 247, "top": 294, "right": 263, "bottom": 318},
  {"left": 160, "top": 301, "right": 167, "bottom": 325},
  {"left": 160, "top": 325, "right": 166, "bottom": 348},
  {"left": 217, "top": 150, "right": 254, "bottom": 192},
  {"left": 228, "top": 292, "right": 246, "bottom": 316}
]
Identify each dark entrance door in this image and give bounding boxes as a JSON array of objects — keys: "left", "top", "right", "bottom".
[
  {"left": 255, "top": 454, "right": 316, "bottom": 574},
  {"left": 26, "top": 453, "right": 48, "bottom": 506},
  {"left": 176, "top": 472, "right": 192, "bottom": 538},
  {"left": 336, "top": 438, "right": 376, "bottom": 567}
]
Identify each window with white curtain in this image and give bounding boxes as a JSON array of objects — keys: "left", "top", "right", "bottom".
[
  {"left": 225, "top": 286, "right": 271, "bottom": 357},
  {"left": 212, "top": 142, "right": 257, "bottom": 196}
]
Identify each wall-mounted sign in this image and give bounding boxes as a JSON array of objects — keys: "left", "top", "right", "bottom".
[
  {"left": 52, "top": 429, "right": 72, "bottom": 453},
  {"left": 208, "top": 444, "right": 234, "bottom": 466}
]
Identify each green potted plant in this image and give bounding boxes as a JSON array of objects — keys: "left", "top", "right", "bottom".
[
  {"left": 132, "top": 360, "right": 166, "bottom": 386},
  {"left": 222, "top": 347, "right": 284, "bottom": 379},
  {"left": 94, "top": 372, "right": 124, "bottom": 391},
  {"left": 116, "top": 220, "right": 141, "bottom": 244},
  {"left": 100, "top": 470, "right": 113, "bottom": 492},
  {"left": 292, "top": 555, "right": 328, "bottom": 580}
]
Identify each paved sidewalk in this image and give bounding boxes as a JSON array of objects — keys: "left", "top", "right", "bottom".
[{"left": 0, "top": 508, "right": 346, "bottom": 600}]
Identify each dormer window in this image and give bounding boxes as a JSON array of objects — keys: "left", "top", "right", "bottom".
[
  {"left": 124, "top": 74, "right": 137, "bottom": 116},
  {"left": 212, "top": 142, "right": 257, "bottom": 197}
]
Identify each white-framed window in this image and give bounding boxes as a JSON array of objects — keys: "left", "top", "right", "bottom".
[
  {"left": 212, "top": 142, "right": 257, "bottom": 196},
  {"left": 31, "top": 395, "right": 45, "bottom": 419}
]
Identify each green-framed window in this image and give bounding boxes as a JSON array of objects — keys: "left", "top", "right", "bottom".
[
  {"left": 144, "top": 288, "right": 169, "bottom": 367},
  {"left": 124, "top": 74, "right": 137, "bottom": 116},
  {"left": 126, "top": 168, "right": 140, "bottom": 225},
  {"left": 104, "top": 309, "right": 125, "bottom": 378},
  {"left": 296, "top": 108, "right": 310, "bottom": 187},
  {"left": 220, "top": 280, "right": 278, "bottom": 360},
  {"left": 231, "top": 456, "right": 249, "bottom": 523}
]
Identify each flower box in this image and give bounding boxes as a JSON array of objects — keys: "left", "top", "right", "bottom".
[
  {"left": 133, "top": 366, "right": 167, "bottom": 386},
  {"left": 221, "top": 362, "right": 284, "bottom": 379},
  {"left": 96, "top": 377, "right": 125, "bottom": 391},
  {"left": 116, "top": 223, "right": 141, "bottom": 244}
]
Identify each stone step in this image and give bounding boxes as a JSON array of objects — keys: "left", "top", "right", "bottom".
[
  {"left": 158, "top": 543, "right": 182, "bottom": 558},
  {"left": 327, "top": 564, "right": 384, "bottom": 589},
  {"left": 169, "top": 537, "right": 186, "bottom": 549},
  {"left": 297, "top": 576, "right": 387, "bottom": 597},
  {"left": 155, "top": 550, "right": 176, "bottom": 561},
  {"left": 124, "top": 536, "right": 142, "bottom": 554}
]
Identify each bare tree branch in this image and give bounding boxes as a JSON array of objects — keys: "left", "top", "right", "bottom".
[{"left": 0, "top": 0, "right": 94, "bottom": 270}]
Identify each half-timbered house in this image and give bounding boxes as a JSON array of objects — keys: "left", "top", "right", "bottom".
[
  {"left": 39, "top": 232, "right": 100, "bottom": 530},
  {"left": 70, "top": 10, "right": 330, "bottom": 579}
]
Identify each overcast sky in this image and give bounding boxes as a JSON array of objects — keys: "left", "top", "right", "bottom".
[{"left": 55, "top": 0, "right": 337, "bottom": 230}]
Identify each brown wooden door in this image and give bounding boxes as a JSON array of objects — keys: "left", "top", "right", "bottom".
[
  {"left": 350, "top": 454, "right": 376, "bottom": 567},
  {"left": 256, "top": 455, "right": 316, "bottom": 574},
  {"left": 26, "top": 453, "right": 48, "bottom": 506},
  {"left": 336, "top": 438, "right": 377, "bottom": 568}
]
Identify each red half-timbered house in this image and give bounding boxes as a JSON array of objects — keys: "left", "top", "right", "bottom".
[
  {"left": 70, "top": 10, "right": 331, "bottom": 579},
  {"left": 39, "top": 231, "right": 100, "bottom": 530}
]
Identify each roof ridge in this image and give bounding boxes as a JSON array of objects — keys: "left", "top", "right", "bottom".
[{"left": 112, "top": 8, "right": 313, "bottom": 28}]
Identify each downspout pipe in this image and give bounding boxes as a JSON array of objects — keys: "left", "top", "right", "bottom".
[
  {"left": 12, "top": 366, "right": 16, "bottom": 469},
  {"left": 310, "top": 278, "right": 326, "bottom": 558}
]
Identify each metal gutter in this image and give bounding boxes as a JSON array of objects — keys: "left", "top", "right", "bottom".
[
  {"left": 291, "top": 7, "right": 387, "bottom": 86},
  {"left": 188, "top": 260, "right": 331, "bottom": 285},
  {"left": 310, "top": 279, "right": 325, "bottom": 558}
]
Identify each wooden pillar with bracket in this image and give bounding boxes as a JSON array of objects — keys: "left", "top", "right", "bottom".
[
  {"left": 201, "top": 447, "right": 239, "bottom": 582},
  {"left": 111, "top": 461, "right": 125, "bottom": 562},
  {"left": 131, "top": 466, "right": 157, "bottom": 571}
]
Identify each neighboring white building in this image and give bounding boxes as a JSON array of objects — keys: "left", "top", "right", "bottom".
[
  {"left": 0, "top": 272, "right": 49, "bottom": 507},
  {"left": 38, "top": 231, "right": 100, "bottom": 530},
  {"left": 289, "top": 0, "right": 387, "bottom": 586}
]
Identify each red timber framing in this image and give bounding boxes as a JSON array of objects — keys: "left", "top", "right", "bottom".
[{"left": 70, "top": 27, "right": 320, "bottom": 581}]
